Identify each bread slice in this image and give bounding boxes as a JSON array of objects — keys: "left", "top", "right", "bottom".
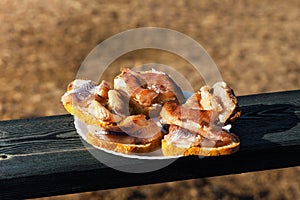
[
  {"left": 161, "top": 135, "right": 239, "bottom": 156},
  {"left": 86, "top": 130, "right": 164, "bottom": 154},
  {"left": 161, "top": 125, "right": 240, "bottom": 156},
  {"left": 61, "top": 79, "right": 123, "bottom": 128},
  {"left": 62, "top": 101, "right": 99, "bottom": 125},
  {"left": 114, "top": 67, "right": 185, "bottom": 108}
]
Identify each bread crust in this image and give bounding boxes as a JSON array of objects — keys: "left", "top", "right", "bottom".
[
  {"left": 161, "top": 133, "right": 240, "bottom": 156},
  {"left": 86, "top": 131, "right": 163, "bottom": 154}
]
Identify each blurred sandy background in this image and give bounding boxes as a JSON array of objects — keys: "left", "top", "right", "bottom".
[{"left": 0, "top": 0, "right": 299, "bottom": 199}]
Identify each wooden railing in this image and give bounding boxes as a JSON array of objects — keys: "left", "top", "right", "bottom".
[{"left": 1, "top": 90, "right": 300, "bottom": 199}]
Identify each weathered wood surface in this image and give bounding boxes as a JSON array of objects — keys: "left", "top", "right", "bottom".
[{"left": 0, "top": 90, "right": 300, "bottom": 199}]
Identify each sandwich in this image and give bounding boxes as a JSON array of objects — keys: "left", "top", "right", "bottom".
[
  {"left": 61, "top": 67, "right": 241, "bottom": 156},
  {"left": 160, "top": 82, "right": 241, "bottom": 156}
]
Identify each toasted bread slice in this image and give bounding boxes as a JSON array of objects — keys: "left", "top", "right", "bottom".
[
  {"left": 114, "top": 68, "right": 185, "bottom": 114},
  {"left": 86, "top": 129, "right": 164, "bottom": 154},
  {"left": 161, "top": 136, "right": 240, "bottom": 156},
  {"left": 61, "top": 79, "right": 123, "bottom": 127},
  {"left": 161, "top": 125, "right": 240, "bottom": 156}
]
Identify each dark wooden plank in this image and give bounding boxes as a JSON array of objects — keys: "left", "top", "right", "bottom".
[{"left": 0, "top": 90, "right": 300, "bottom": 199}]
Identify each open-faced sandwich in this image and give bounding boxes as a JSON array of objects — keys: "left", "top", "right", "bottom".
[{"left": 61, "top": 67, "right": 241, "bottom": 156}]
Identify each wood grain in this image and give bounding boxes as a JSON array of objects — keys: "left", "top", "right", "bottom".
[{"left": 0, "top": 90, "right": 300, "bottom": 199}]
